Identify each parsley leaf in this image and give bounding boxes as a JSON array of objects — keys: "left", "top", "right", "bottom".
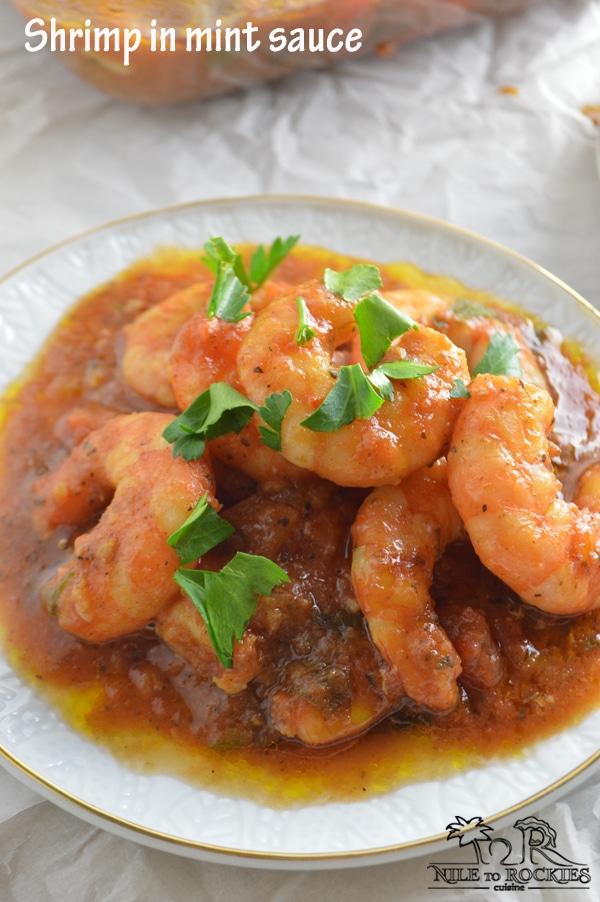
[
  {"left": 203, "top": 235, "right": 299, "bottom": 322},
  {"left": 301, "top": 364, "right": 384, "bottom": 432},
  {"left": 301, "top": 358, "right": 440, "bottom": 433},
  {"left": 368, "top": 358, "right": 440, "bottom": 401},
  {"left": 203, "top": 237, "right": 251, "bottom": 323},
  {"left": 207, "top": 266, "right": 251, "bottom": 322},
  {"left": 354, "top": 292, "right": 417, "bottom": 370},
  {"left": 249, "top": 235, "right": 299, "bottom": 287},
  {"left": 324, "top": 264, "right": 383, "bottom": 301},
  {"left": 163, "top": 383, "right": 258, "bottom": 460},
  {"left": 173, "top": 553, "right": 290, "bottom": 668},
  {"left": 167, "top": 494, "right": 235, "bottom": 566},
  {"left": 258, "top": 390, "right": 292, "bottom": 451},
  {"left": 450, "top": 377, "right": 471, "bottom": 399},
  {"left": 472, "top": 332, "right": 523, "bottom": 378},
  {"left": 375, "top": 359, "right": 440, "bottom": 380},
  {"left": 295, "top": 296, "right": 316, "bottom": 345},
  {"left": 450, "top": 297, "right": 501, "bottom": 320}
]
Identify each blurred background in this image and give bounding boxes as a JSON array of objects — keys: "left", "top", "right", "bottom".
[{"left": 2, "top": 0, "right": 599, "bottom": 306}]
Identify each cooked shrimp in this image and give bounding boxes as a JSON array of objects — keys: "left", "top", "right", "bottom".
[
  {"left": 574, "top": 462, "right": 600, "bottom": 514},
  {"left": 34, "top": 412, "right": 217, "bottom": 642},
  {"left": 122, "top": 279, "right": 289, "bottom": 409},
  {"left": 268, "top": 658, "right": 400, "bottom": 747},
  {"left": 169, "top": 281, "right": 298, "bottom": 406},
  {"left": 382, "top": 288, "right": 450, "bottom": 325},
  {"left": 169, "top": 281, "right": 311, "bottom": 492},
  {"left": 383, "top": 289, "right": 546, "bottom": 388},
  {"left": 121, "top": 281, "right": 213, "bottom": 408},
  {"left": 237, "top": 282, "right": 469, "bottom": 487},
  {"left": 351, "top": 459, "right": 464, "bottom": 712},
  {"left": 441, "top": 605, "right": 503, "bottom": 690},
  {"left": 447, "top": 373, "right": 600, "bottom": 616},
  {"left": 155, "top": 594, "right": 261, "bottom": 695},
  {"left": 439, "top": 312, "right": 546, "bottom": 389}
]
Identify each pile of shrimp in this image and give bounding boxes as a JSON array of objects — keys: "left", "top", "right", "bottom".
[{"left": 32, "top": 247, "right": 600, "bottom": 750}]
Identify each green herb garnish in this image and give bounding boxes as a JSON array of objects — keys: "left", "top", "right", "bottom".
[
  {"left": 449, "top": 332, "right": 523, "bottom": 399},
  {"left": 257, "top": 390, "right": 292, "bottom": 451},
  {"left": 168, "top": 501, "right": 289, "bottom": 668},
  {"left": 368, "top": 359, "right": 440, "bottom": 402},
  {"left": 354, "top": 292, "right": 417, "bottom": 370},
  {"left": 295, "top": 296, "right": 316, "bottom": 345},
  {"left": 174, "top": 554, "right": 289, "bottom": 668},
  {"left": 300, "top": 364, "right": 383, "bottom": 432},
  {"left": 163, "top": 382, "right": 294, "bottom": 458},
  {"left": 202, "top": 234, "right": 298, "bottom": 322},
  {"left": 163, "top": 383, "right": 258, "bottom": 460},
  {"left": 450, "top": 377, "right": 471, "bottom": 399},
  {"left": 248, "top": 235, "right": 299, "bottom": 287},
  {"left": 301, "top": 285, "right": 437, "bottom": 433},
  {"left": 167, "top": 494, "right": 235, "bottom": 566},
  {"left": 450, "top": 297, "right": 501, "bottom": 321},
  {"left": 473, "top": 332, "right": 523, "bottom": 378},
  {"left": 324, "top": 263, "right": 383, "bottom": 301}
]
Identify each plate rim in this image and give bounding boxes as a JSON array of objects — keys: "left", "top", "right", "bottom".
[{"left": 2, "top": 193, "right": 600, "bottom": 869}]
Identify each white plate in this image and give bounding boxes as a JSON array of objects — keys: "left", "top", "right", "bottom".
[{"left": 1, "top": 195, "right": 600, "bottom": 870}]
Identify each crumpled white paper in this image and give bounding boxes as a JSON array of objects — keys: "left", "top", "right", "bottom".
[{"left": 1, "top": 0, "right": 600, "bottom": 898}]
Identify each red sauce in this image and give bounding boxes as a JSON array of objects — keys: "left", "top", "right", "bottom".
[{"left": 2, "top": 244, "right": 600, "bottom": 806}]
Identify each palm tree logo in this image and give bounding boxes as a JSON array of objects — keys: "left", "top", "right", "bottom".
[
  {"left": 445, "top": 813, "right": 583, "bottom": 869},
  {"left": 445, "top": 815, "right": 496, "bottom": 863}
]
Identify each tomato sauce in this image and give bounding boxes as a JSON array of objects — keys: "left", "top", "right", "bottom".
[{"left": 1, "top": 244, "right": 600, "bottom": 807}]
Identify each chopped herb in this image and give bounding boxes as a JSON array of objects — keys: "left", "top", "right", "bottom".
[
  {"left": 168, "top": 501, "right": 290, "bottom": 667},
  {"left": 258, "top": 390, "right": 292, "bottom": 451},
  {"left": 367, "top": 358, "right": 439, "bottom": 402},
  {"left": 300, "top": 363, "right": 384, "bottom": 432},
  {"left": 163, "top": 383, "right": 258, "bottom": 460},
  {"left": 366, "top": 365, "right": 395, "bottom": 402},
  {"left": 450, "top": 377, "right": 471, "bottom": 399},
  {"left": 354, "top": 292, "right": 417, "bottom": 370},
  {"left": 301, "top": 356, "right": 440, "bottom": 434},
  {"left": 249, "top": 235, "right": 299, "bottom": 287},
  {"left": 450, "top": 297, "right": 501, "bottom": 320},
  {"left": 47, "top": 568, "right": 74, "bottom": 615},
  {"left": 203, "top": 234, "right": 298, "bottom": 322},
  {"left": 167, "top": 494, "right": 234, "bottom": 566},
  {"left": 295, "top": 296, "right": 316, "bottom": 345},
  {"left": 207, "top": 266, "right": 251, "bottom": 323},
  {"left": 375, "top": 359, "right": 439, "bottom": 380},
  {"left": 201, "top": 236, "right": 238, "bottom": 273},
  {"left": 324, "top": 263, "right": 383, "bottom": 301},
  {"left": 473, "top": 332, "right": 523, "bottom": 378},
  {"left": 173, "top": 553, "right": 290, "bottom": 668}
]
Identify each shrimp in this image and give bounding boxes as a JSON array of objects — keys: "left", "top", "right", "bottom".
[
  {"left": 121, "top": 281, "right": 213, "bottom": 408},
  {"left": 268, "top": 657, "right": 400, "bottom": 747},
  {"left": 382, "top": 288, "right": 450, "bottom": 325},
  {"left": 155, "top": 594, "right": 261, "bottom": 695},
  {"left": 441, "top": 605, "right": 503, "bottom": 690},
  {"left": 122, "top": 279, "right": 289, "bottom": 409},
  {"left": 446, "top": 373, "right": 600, "bottom": 616},
  {"left": 33, "top": 412, "right": 217, "bottom": 642},
  {"left": 237, "top": 281, "right": 470, "bottom": 487},
  {"left": 383, "top": 289, "right": 546, "bottom": 388},
  {"left": 574, "top": 462, "right": 600, "bottom": 515},
  {"left": 351, "top": 459, "right": 464, "bottom": 712},
  {"left": 169, "top": 281, "right": 311, "bottom": 492}
]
